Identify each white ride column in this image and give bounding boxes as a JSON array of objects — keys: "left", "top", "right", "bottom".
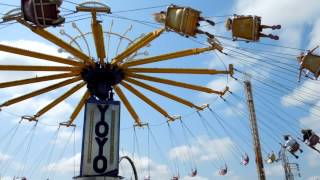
[{"left": 75, "top": 99, "right": 120, "bottom": 180}]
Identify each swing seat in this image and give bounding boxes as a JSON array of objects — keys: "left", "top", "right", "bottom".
[
  {"left": 171, "top": 176, "right": 179, "bottom": 180},
  {"left": 308, "top": 134, "right": 320, "bottom": 146},
  {"left": 219, "top": 169, "right": 227, "bottom": 176},
  {"left": 242, "top": 159, "right": 249, "bottom": 166},
  {"left": 228, "top": 15, "right": 261, "bottom": 41},
  {"left": 288, "top": 142, "right": 300, "bottom": 153},
  {"left": 267, "top": 158, "right": 274, "bottom": 164},
  {"left": 21, "top": 0, "right": 65, "bottom": 27},
  {"left": 300, "top": 54, "right": 320, "bottom": 79},
  {"left": 190, "top": 169, "right": 197, "bottom": 177},
  {"left": 165, "top": 5, "right": 201, "bottom": 37}
]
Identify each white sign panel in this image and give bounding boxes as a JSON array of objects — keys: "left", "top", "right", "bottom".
[{"left": 80, "top": 100, "right": 120, "bottom": 177}]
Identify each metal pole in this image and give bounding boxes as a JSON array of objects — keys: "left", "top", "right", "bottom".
[
  {"left": 244, "top": 81, "right": 266, "bottom": 180},
  {"left": 280, "top": 147, "right": 297, "bottom": 180}
]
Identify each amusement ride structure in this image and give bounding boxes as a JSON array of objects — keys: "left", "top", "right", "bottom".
[{"left": 0, "top": 1, "right": 319, "bottom": 180}]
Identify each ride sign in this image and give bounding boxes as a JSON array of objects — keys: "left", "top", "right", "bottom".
[{"left": 80, "top": 99, "right": 120, "bottom": 177}]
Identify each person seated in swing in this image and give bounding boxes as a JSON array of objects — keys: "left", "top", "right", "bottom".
[
  {"left": 153, "top": 4, "right": 215, "bottom": 39},
  {"left": 301, "top": 129, "right": 320, "bottom": 152},
  {"left": 22, "top": 0, "right": 65, "bottom": 27},
  {"left": 266, "top": 151, "right": 277, "bottom": 164},
  {"left": 241, "top": 153, "right": 249, "bottom": 166},
  {"left": 190, "top": 168, "right": 197, "bottom": 177},
  {"left": 225, "top": 15, "right": 281, "bottom": 42},
  {"left": 171, "top": 175, "right": 179, "bottom": 180},
  {"left": 297, "top": 46, "right": 320, "bottom": 81},
  {"left": 283, "top": 135, "right": 303, "bottom": 159},
  {"left": 219, "top": 164, "right": 228, "bottom": 176}
]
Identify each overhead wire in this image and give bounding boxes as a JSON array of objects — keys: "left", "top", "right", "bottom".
[
  {"left": 148, "top": 126, "right": 175, "bottom": 177},
  {"left": 179, "top": 120, "right": 197, "bottom": 171},
  {"left": 0, "top": 3, "right": 19, "bottom": 8},
  {"left": 18, "top": 123, "right": 37, "bottom": 177},
  {"left": 243, "top": 69, "right": 320, "bottom": 113},
  {"left": 167, "top": 123, "right": 181, "bottom": 177},
  {"left": 50, "top": 127, "right": 76, "bottom": 179},
  {"left": 28, "top": 128, "right": 60, "bottom": 179},
  {"left": 208, "top": 108, "right": 257, "bottom": 155},
  {"left": 112, "top": 4, "right": 170, "bottom": 14},
  {"left": 102, "top": 14, "right": 162, "bottom": 29},
  {"left": 230, "top": 89, "right": 299, "bottom": 136},
  {"left": 224, "top": 95, "right": 278, "bottom": 153},
  {"left": 1, "top": 123, "right": 37, "bottom": 176},
  {"left": 192, "top": 112, "right": 224, "bottom": 169},
  {"left": 231, "top": 55, "right": 320, "bottom": 108}
]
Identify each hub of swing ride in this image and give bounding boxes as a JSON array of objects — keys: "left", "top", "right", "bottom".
[{"left": 3, "top": 0, "right": 319, "bottom": 180}]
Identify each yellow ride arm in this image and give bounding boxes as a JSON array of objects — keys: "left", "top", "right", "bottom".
[
  {"left": 34, "top": 82, "right": 86, "bottom": 118},
  {"left": 0, "top": 65, "right": 81, "bottom": 72},
  {"left": 67, "top": 90, "right": 91, "bottom": 127},
  {"left": 0, "top": 72, "right": 78, "bottom": 88},
  {"left": 120, "top": 81, "right": 174, "bottom": 121},
  {"left": 0, "top": 44, "right": 84, "bottom": 66},
  {"left": 111, "top": 28, "right": 165, "bottom": 64},
  {"left": 125, "top": 77, "right": 202, "bottom": 110},
  {"left": 113, "top": 85, "right": 142, "bottom": 126},
  {"left": 0, "top": 77, "right": 81, "bottom": 108},
  {"left": 123, "top": 46, "right": 214, "bottom": 67},
  {"left": 127, "top": 72, "right": 227, "bottom": 95}
]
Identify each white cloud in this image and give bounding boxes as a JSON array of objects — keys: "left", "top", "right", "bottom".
[
  {"left": 265, "top": 164, "right": 283, "bottom": 176},
  {"left": 306, "top": 150, "right": 320, "bottom": 168},
  {"left": 309, "top": 19, "right": 320, "bottom": 48},
  {"left": 0, "top": 40, "right": 82, "bottom": 129},
  {"left": 181, "top": 176, "right": 208, "bottom": 180},
  {"left": 169, "top": 136, "right": 234, "bottom": 162},
  {"left": 235, "top": 0, "right": 320, "bottom": 26},
  {"left": 119, "top": 152, "right": 170, "bottom": 180},
  {"left": 308, "top": 176, "right": 320, "bottom": 180},
  {"left": 282, "top": 80, "right": 320, "bottom": 107},
  {"left": 299, "top": 101, "right": 320, "bottom": 131},
  {"left": 43, "top": 153, "right": 81, "bottom": 174},
  {"left": 0, "top": 152, "right": 10, "bottom": 161}
]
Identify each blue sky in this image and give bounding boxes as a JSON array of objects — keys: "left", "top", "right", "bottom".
[{"left": 0, "top": 0, "right": 320, "bottom": 180}]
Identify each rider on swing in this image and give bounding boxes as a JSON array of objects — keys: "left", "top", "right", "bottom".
[
  {"left": 283, "top": 135, "right": 303, "bottom": 159},
  {"left": 266, "top": 151, "right": 278, "bottom": 164},
  {"left": 225, "top": 14, "right": 281, "bottom": 41},
  {"left": 301, "top": 129, "right": 320, "bottom": 153},
  {"left": 241, "top": 153, "right": 249, "bottom": 166},
  {"left": 297, "top": 46, "right": 320, "bottom": 81},
  {"left": 190, "top": 168, "right": 197, "bottom": 177},
  {"left": 153, "top": 4, "right": 215, "bottom": 39},
  {"left": 219, "top": 164, "right": 228, "bottom": 176}
]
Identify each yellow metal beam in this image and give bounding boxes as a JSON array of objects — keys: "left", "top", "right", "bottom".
[
  {"left": 127, "top": 68, "right": 230, "bottom": 74},
  {"left": 127, "top": 72, "right": 225, "bottom": 94},
  {"left": 0, "top": 44, "right": 84, "bottom": 66},
  {"left": 0, "top": 77, "right": 82, "bottom": 108},
  {"left": 0, "top": 72, "right": 79, "bottom": 88},
  {"left": 35, "top": 82, "right": 86, "bottom": 118},
  {"left": 125, "top": 78, "right": 202, "bottom": 110},
  {"left": 0, "top": 65, "right": 81, "bottom": 72},
  {"left": 120, "top": 81, "right": 173, "bottom": 121},
  {"left": 112, "top": 28, "right": 165, "bottom": 64},
  {"left": 123, "top": 47, "right": 214, "bottom": 67},
  {"left": 17, "top": 19, "right": 94, "bottom": 65},
  {"left": 113, "top": 85, "right": 142, "bottom": 125},
  {"left": 68, "top": 90, "right": 90, "bottom": 127},
  {"left": 91, "top": 12, "right": 106, "bottom": 65}
]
